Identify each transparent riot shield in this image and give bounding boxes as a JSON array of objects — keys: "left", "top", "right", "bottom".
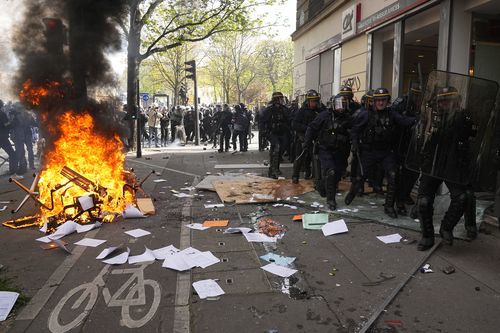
[{"left": 405, "top": 70, "right": 499, "bottom": 186}]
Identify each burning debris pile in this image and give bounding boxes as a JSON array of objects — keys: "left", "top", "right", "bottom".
[{"left": 3, "top": 0, "right": 146, "bottom": 230}]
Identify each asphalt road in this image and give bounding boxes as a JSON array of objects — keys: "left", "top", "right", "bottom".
[{"left": 1, "top": 141, "right": 500, "bottom": 333}]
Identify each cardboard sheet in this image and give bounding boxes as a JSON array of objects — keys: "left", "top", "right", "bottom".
[
  {"left": 195, "top": 174, "right": 269, "bottom": 191},
  {"left": 136, "top": 198, "right": 155, "bottom": 215},
  {"left": 202, "top": 219, "right": 229, "bottom": 228},
  {"left": 213, "top": 179, "right": 315, "bottom": 204}
]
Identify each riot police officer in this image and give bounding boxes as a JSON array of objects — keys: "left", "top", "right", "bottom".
[
  {"left": 338, "top": 86, "right": 361, "bottom": 115},
  {"left": 217, "top": 104, "right": 233, "bottom": 152},
  {"left": 261, "top": 92, "right": 290, "bottom": 178},
  {"left": 415, "top": 87, "right": 474, "bottom": 250},
  {"left": 304, "top": 94, "right": 352, "bottom": 210},
  {"left": 347, "top": 88, "right": 415, "bottom": 218},
  {"left": 292, "top": 90, "right": 323, "bottom": 183}
]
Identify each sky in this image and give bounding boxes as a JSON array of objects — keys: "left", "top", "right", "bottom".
[{"left": 0, "top": 0, "right": 296, "bottom": 98}]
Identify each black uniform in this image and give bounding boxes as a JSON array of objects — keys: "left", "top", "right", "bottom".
[
  {"left": 305, "top": 108, "right": 352, "bottom": 209},
  {"left": 261, "top": 102, "right": 290, "bottom": 178},
  {"left": 217, "top": 107, "right": 232, "bottom": 152},
  {"left": 0, "top": 105, "right": 17, "bottom": 175},
  {"left": 349, "top": 105, "right": 415, "bottom": 217}
]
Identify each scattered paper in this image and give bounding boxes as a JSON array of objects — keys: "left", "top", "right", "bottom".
[
  {"left": 102, "top": 248, "right": 130, "bottom": 265},
  {"left": 302, "top": 213, "right": 329, "bottom": 230},
  {"left": 39, "top": 222, "right": 47, "bottom": 233},
  {"left": 162, "top": 252, "right": 194, "bottom": 271},
  {"left": 283, "top": 204, "right": 297, "bottom": 210},
  {"left": 180, "top": 186, "right": 195, "bottom": 191},
  {"left": 192, "top": 279, "right": 225, "bottom": 299},
  {"left": 376, "top": 233, "right": 403, "bottom": 244},
  {"left": 53, "top": 239, "right": 72, "bottom": 254},
  {"left": 48, "top": 220, "right": 79, "bottom": 240},
  {"left": 128, "top": 247, "right": 156, "bottom": 264},
  {"left": 0, "top": 206, "right": 7, "bottom": 212},
  {"left": 204, "top": 203, "right": 225, "bottom": 209},
  {"left": 185, "top": 223, "right": 210, "bottom": 230},
  {"left": 76, "top": 222, "right": 102, "bottom": 233},
  {"left": 260, "top": 253, "right": 296, "bottom": 266},
  {"left": 152, "top": 245, "right": 179, "bottom": 260},
  {"left": 189, "top": 251, "right": 220, "bottom": 268},
  {"left": 153, "top": 179, "right": 167, "bottom": 183},
  {"left": 292, "top": 215, "right": 302, "bottom": 221},
  {"left": 261, "top": 263, "right": 297, "bottom": 278},
  {"left": 224, "top": 227, "right": 252, "bottom": 234},
  {"left": 122, "top": 205, "right": 145, "bottom": 218},
  {"left": 125, "top": 228, "right": 151, "bottom": 238},
  {"left": 243, "top": 232, "right": 277, "bottom": 243},
  {"left": 77, "top": 195, "right": 94, "bottom": 211},
  {"left": 273, "top": 203, "right": 284, "bottom": 207},
  {"left": 36, "top": 236, "right": 52, "bottom": 243},
  {"left": 74, "top": 238, "right": 106, "bottom": 247},
  {"left": 173, "top": 193, "right": 193, "bottom": 198},
  {"left": 297, "top": 200, "right": 306, "bottom": 204},
  {"left": 321, "top": 219, "right": 348, "bottom": 236},
  {"left": 0, "top": 291, "right": 19, "bottom": 321},
  {"left": 202, "top": 219, "right": 229, "bottom": 228},
  {"left": 96, "top": 246, "right": 120, "bottom": 260},
  {"left": 0, "top": 201, "right": 10, "bottom": 204}
]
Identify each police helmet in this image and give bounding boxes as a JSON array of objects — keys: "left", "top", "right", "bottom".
[
  {"left": 338, "top": 86, "right": 354, "bottom": 99},
  {"left": 305, "top": 89, "right": 321, "bottom": 101},
  {"left": 372, "top": 88, "right": 391, "bottom": 101},
  {"left": 272, "top": 92, "right": 285, "bottom": 105},
  {"left": 436, "top": 86, "right": 459, "bottom": 101},
  {"left": 331, "top": 94, "right": 349, "bottom": 113}
]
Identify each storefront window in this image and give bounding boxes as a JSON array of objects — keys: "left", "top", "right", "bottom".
[
  {"left": 470, "top": 14, "right": 500, "bottom": 84},
  {"left": 371, "top": 24, "right": 394, "bottom": 91}
]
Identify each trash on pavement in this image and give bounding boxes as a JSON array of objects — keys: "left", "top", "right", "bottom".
[
  {"left": 302, "top": 213, "right": 329, "bottom": 230},
  {"left": 376, "top": 233, "right": 403, "bottom": 244},
  {"left": 243, "top": 232, "right": 278, "bottom": 243},
  {"left": 442, "top": 265, "right": 456, "bottom": 275},
  {"left": 162, "top": 247, "right": 220, "bottom": 271},
  {"left": 102, "top": 248, "right": 131, "bottom": 265},
  {"left": 321, "top": 219, "right": 348, "bottom": 236},
  {"left": 203, "top": 219, "right": 229, "bottom": 228},
  {"left": 48, "top": 220, "right": 79, "bottom": 240},
  {"left": 122, "top": 205, "right": 145, "bottom": 218},
  {"left": 260, "top": 253, "right": 296, "bottom": 266},
  {"left": 0, "top": 206, "right": 7, "bottom": 212},
  {"left": 128, "top": 247, "right": 156, "bottom": 264},
  {"left": 0, "top": 291, "right": 19, "bottom": 321},
  {"left": 124, "top": 228, "right": 151, "bottom": 238},
  {"left": 292, "top": 215, "right": 302, "bottom": 221},
  {"left": 185, "top": 223, "right": 210, "bottom": 230},
  {"left": 96, "top": 246, "right": 120, "bottom": 260},
  {"left": 173, "top": 193, "right": 194, "bottom": 198},
  {"left": 74, "top": 238, "right": 106, "bottom": 247},
  {"left": 261, "top": 263, "right": 297, "bottom": 278},
  {"left": 136, "top": 198, "right": 156, "bottom": 215},
  {"left": 204, "top": 203, "right": 225, "bottom": 209},
  {"left": 192, "top": 279, "right": 225, "bottom": 299},
  {"left": 224, "top": 227, "right": 252, "bottom": 234},
  {"left": 420, "top": 263, "right": 433, "bottom": 273},
  {"left": 257, "top": 218, "right": 284, "bottom": 237},
  {"left": 152, "top": 178, "right": 167, "bottom": 183}
]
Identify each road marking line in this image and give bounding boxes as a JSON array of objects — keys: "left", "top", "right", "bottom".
[
  {"left": 214, "top": 163, "right": 292, "bottom": 169},
  {"left": 127, "top": 159, "right": 200, "bottom": 177},
  {"left": 16, "top": 229, "right": 100, "bottom": 321},
  {"left": 173, "top": 176, "right": 198, "bottom": 333}
]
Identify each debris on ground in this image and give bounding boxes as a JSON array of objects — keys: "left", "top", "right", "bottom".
[
  {"left": 257, "top": 217, "right": 285, "bottom": 237},
  {"left": 420, "top": 263, "right": 433, "bottom": 273}
]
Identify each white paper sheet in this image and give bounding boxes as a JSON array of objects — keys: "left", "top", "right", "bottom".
[
  {"left": 261, "top": 263, "right": 297, "bottom": 278},
  {"left": 122, "top": 205, "right": 145, "bottom": 218},
  {"left": 36, "top": 236, "right": 52, "bottom": 243},
  {"left": 192, "top": 279, "right": 225, "bottom": 299},
  {"left": 48, "top": 220, "right": 79, "bottom": 240},
  {"left": 0, "top": 206, "right": 7, "bottom": 212},
  {"left": 180, "top": 186, "right": 195, "bottom": 191},
  {"left": 152, "top": 245, "right": 179, "bottom": 260},
  {"left": 96, "top": 246, "right": 119, "bottom": 260},
  {"left": 77, "top": 195, "right": 94, "bottom": 211},
  {"left": 153, "top": 179, "right": 167, "bottom": 183},
  {"left": 204, "top": 203, "right": 224, "bottom": 208},
  {"left": 74, "top": 238, "right": 106, "bottom": 247},
  {"left": 76, "top": 222, "right": 102, "bottom": 233},
  {"left": 173, "top": 193, "right": 193, "bottom": 198},
  {"left": 128, "top": 247, "right": 156, "bottom": 264},
  {"left": 39, "top": 222, "right": 47, "bottom": 233},
  {"left": 243, "top": 232, "right": 277, "bottom": 243},
  {"left": 189, "top": 251, "right": 220, "bottom": 268},
  {"left": 53, "top": 239, "right": 72, "bottom": 254},
  {"left": 224, "top": 227, "right": 252, "bottom": 234},
  {"left": 162, "top": 252, "right": 193, "bottom": 271},
  {"left": 124, "top": 228, "right": 151, "bottom": 238},
  {"left": 0, "top": 291, "right": 19, "bottom": 321},
  {"left": 283, "top": 204, "right": 297, "bottom": 210},
  {"left": 321, "top": 219, "right": 349, "bottom": 236},
  {"left": 102, "top": 248, "right": 130, "bottom": 265},
  {"left": 376, "top": 233, "right": 403, "bottom": 244},
  {"left": 0, "top": 201, "right": 10, "bottom": 204},
  {"left": 185, "top": 223, "right": 210, "bottom": 230}
]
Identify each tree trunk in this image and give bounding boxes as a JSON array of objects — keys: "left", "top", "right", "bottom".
[{"left": 126, "top": 4, "right": 141, "bottom": 150}]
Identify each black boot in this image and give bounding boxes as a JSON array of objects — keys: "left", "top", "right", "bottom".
[
  {"left": 439, "top": 191, "right": 467, "bottom": 246},
  {"left": 384, "top": 172, "right": 398, "bottom": 218},
  {"left": 418, "top": 217, "right": 435, "bottom": 251},
  {"left": 396, "top": 202, "right": 407, "bottom": 216},
  {"left": 439, "top": 227, "right": 454, "bottom": 246},
  {"left": 325, "top": 169, "right": 337, "bottom": 211}
]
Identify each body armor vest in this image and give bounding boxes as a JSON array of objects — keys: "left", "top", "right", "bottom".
[
  {"left": 319, "top": 112, "right": 350, "bottom": 149},
  {"left": 361, "top": 109, "right": 394, "bottom": 149}
]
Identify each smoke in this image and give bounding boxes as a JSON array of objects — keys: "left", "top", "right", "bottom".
[{"left": 12, "top": 0, "right": 129, "bottom": 142}]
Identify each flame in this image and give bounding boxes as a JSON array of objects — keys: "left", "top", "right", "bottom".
[
  {"left": 19, "top": 79, "right": 66, "bottom": 106},
  {"left": 37, "top": 111, "right": 132, "bottom": 219}
]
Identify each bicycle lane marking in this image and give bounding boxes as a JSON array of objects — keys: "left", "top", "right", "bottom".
[{"left": 16, "top": 228, "right": 100, "bottom": 322}]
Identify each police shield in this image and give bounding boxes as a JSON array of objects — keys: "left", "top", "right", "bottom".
[{"left": 405, "top": 70, "right": 499, "bottom": 187}]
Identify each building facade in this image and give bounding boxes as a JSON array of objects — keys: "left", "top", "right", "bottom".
[{"left": 292, "top": 0, "right": 500, "bottom": 103}]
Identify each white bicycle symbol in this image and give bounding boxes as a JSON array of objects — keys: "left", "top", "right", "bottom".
[{"left": 48, "top": 263, "right": 161, "bottom": 333}]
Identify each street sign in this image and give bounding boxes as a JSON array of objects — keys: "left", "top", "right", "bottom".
[{"left": 140, "top": 93, "right": 150, "bottom": 102}]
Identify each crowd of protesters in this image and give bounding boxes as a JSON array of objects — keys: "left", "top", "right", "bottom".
[{"left": 0, "top": 100, "right": 39, "bottom": 179}]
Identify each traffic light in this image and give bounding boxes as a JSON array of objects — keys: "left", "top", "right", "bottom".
[
  {"left": 42, "top": 18, "right": 66, "bottom": 56},
  {"left": 185, "top": 60, "right": 196, "bottom": 80}
]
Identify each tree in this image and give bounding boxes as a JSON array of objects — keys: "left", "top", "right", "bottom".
[
  {"left": 116, "top": 0, "right": 282, "bottom": 145},
  {"left": 256, "top": 39, "right": 293, "bottom": 98}
]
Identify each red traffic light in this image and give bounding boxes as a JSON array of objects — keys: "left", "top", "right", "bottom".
[{"left": 43, "top": 18, "right": 63, "bottom": 30}]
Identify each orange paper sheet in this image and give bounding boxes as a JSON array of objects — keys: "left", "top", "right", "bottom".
[
  {"left": 292, "top": 215, "right": 303, "bottom": 221},
  {"left": 202, "top": 219, "right": 229, "bottom": 227}
]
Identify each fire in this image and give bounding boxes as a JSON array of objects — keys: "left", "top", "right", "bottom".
[
  {"left": 37, "top": 111, "right": 131, "bottom": 220},
  {"left": 19, "top": 79, "right": 65, "bottom": 106}
]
